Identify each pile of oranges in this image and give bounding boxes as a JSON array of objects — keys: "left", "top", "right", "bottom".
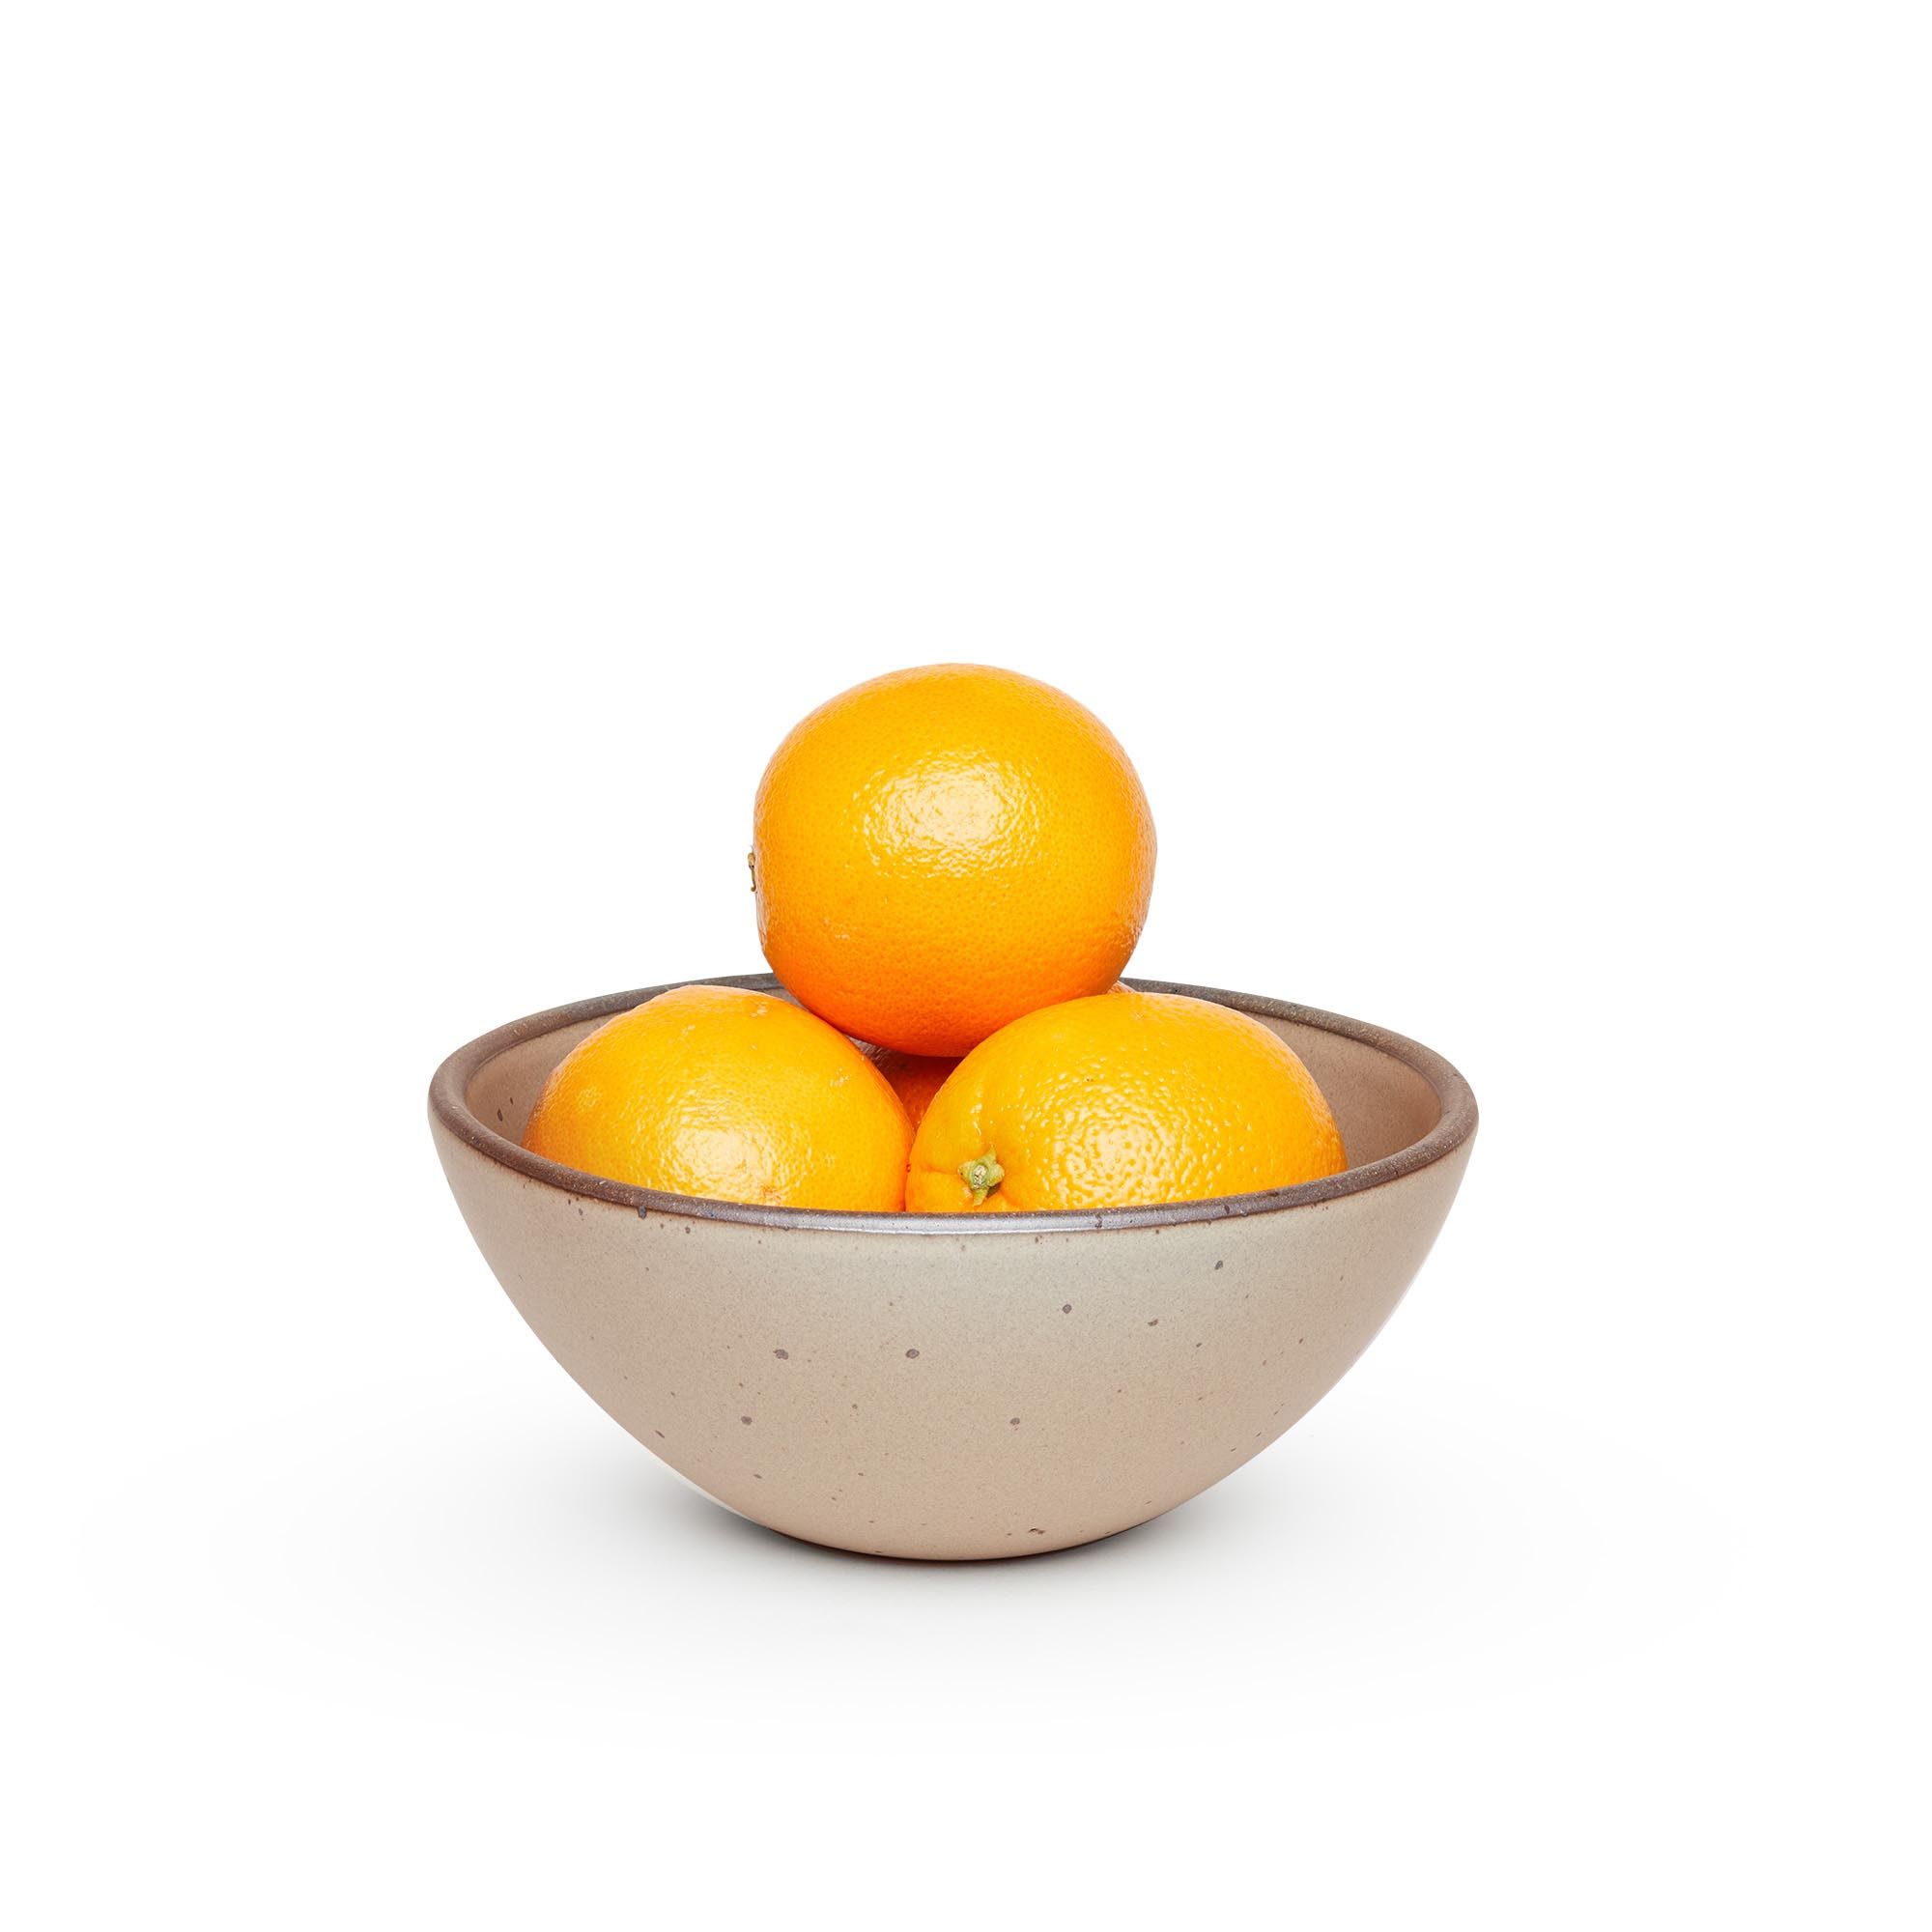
[{"left": 525, "top": 666, "right": 1345, "bottom": 1212}]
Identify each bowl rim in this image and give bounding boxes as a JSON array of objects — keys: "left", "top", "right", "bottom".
[{"left": 429, "top": 974, "right": 1477, "bottom": 1234}]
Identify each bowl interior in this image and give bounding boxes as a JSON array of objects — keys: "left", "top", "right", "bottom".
[{"left": 457, "top": 977, "right": 1445, "bottom": 1187}]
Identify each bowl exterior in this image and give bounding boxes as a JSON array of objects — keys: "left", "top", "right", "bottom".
[{"left": 430, "top": 1116, "right": 1470, "bottom": 1560}]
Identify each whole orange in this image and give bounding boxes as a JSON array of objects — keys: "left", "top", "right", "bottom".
[
  {"left": 906, "top": 988, "right": 1346, "bottom": 1212},
  {"left": 753, "top": 665, "right": 1155, "bottom": 1057},
  {"left": 860, "top": 1047, "right": 957, "bottom": 1133},
  {"left": 524, "top": 983, "right": 910, "bottom": 1209}
]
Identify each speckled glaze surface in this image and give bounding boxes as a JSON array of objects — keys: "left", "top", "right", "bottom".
[{"left": 429, "top": 976, "right": 1476, "bottom": 1560}]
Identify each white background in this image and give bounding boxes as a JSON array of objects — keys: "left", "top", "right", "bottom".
[{"left": 4, "top": 3, "right": 1926, "bottom": 1925}]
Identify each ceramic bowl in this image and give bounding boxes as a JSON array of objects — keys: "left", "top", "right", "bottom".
[{"left": 429, "top": 975, "right": 1476, "bottom": 1560}]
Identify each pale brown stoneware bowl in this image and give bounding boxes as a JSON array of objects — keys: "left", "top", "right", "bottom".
[{"left": 429, "top": 975, "right": 1476, "bottom": 1561}]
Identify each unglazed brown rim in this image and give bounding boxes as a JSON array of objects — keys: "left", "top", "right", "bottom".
[{"left": 429, "top": 974, "right": 1477, "bottom": 1234}]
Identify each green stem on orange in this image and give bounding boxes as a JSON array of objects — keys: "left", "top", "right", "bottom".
[{"left": 959, "top": 1153, "right": 1005, "bottom": 1206}]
